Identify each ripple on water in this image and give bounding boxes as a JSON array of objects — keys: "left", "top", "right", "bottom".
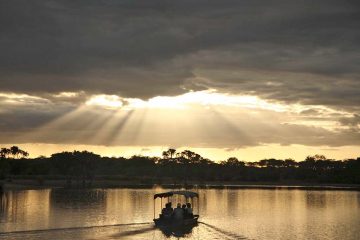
[{"left": 0, "top": 223, "right": 249, "bottom": 240}]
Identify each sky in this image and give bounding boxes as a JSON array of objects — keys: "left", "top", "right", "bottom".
[{"left": 0, "top": 0, "right": 359, "bottom": 161}]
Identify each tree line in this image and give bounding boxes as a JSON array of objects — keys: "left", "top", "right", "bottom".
[{"left": 0, "top": 146, "right": 359, "bottom": 184}]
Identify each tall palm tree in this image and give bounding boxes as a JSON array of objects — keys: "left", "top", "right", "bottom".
[{"left": 168, "top": 148, "right": 176, "bottom": 159}]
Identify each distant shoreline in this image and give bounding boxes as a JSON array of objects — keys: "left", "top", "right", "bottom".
[{"left": 1, "top": 177, "right": 360, "bottom": 191}]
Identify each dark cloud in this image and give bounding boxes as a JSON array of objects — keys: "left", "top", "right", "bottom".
[
  {"left": 0, "top": 0, "right": 359, "bottom": 104},
  {"left": 339, "top": 114, "right": 360, "bottom": 127}
]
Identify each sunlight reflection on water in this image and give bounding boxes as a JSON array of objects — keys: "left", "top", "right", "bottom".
[{"left": 0, "top": 188, "right": 359, "bottom": 240}]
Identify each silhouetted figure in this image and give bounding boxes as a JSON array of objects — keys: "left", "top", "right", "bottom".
[
  {"left": 161, "top": 202, "right": 173, "bottom": 220},
  {"left": 182, "top": 204, "right": 187, "bottom": 217},
  {"left": 161, "top": 204, "right": 166, "bottom": 218},
  {"left": 173, "top": 203, "right": 184, "bottom": 220},
  {"left": 186, "top": 202, "right": 193, "bottom": 218}
]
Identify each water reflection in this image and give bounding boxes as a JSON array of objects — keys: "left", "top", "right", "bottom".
[
  {"left": 305, "top": 191, "right": 328, "bottom": 208},
  {"left": 0, "top": 190, "right": 51, "bottom": 231},
  {"left": 0, "top": 188, "right": 359, "bottom": 240}
]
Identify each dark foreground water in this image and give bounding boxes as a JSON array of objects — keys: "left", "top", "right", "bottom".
[{"left": 0, "top": 187, "right": 359, "bottom": 240}]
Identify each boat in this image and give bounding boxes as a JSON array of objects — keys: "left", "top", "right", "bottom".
[{"left": 153, "top": 190, "right": 199, "bottom": 227}]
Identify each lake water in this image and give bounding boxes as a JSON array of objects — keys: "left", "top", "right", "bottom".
[{"left": 0, "top": 187, "right": 359, "bottom": 240}]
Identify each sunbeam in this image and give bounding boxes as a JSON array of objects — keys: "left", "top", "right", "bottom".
[
  {"left": 19, "top": 105, "right": 90, "bottom": 144},
  {"left": 101, "top": 109, "right": 134, "bottom": 145}
]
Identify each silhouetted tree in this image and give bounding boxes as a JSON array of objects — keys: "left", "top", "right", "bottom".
[
  {"left": 168, "top": 148, "right": 176, "bottom": 158},
  {"left": 162, "top": 148, "right": 177, "bottom": 160},
  {"left": 221, "top": 157, "right": 245, "bottom": 167},
  {"left": 0, "top": 148, "right": 10, "bottom": 178},
  {"left": 10, "top": 146, "right": 20, "bottom": 158},
  {"left": 284, "top": 158, "right": 297, "bottom": 168},
  {"left": 162, "top": 150, "right": 170, "bottom": 159},
  {"left": 0, "top": 148, "right": 11, "bottom": 159},
  {"left": 8, "top": 146, "right": 28, "bottom": 159}
]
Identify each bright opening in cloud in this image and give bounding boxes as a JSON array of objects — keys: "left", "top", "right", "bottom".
[
  {"left": 53, "top": 92, "right": 82, "bottom": 98},
  {"left": 86, "top": 95, "right": 123, "bottom": 109},
  {"left": 85, "top": 90, "right": 287, "bottom": 112}
]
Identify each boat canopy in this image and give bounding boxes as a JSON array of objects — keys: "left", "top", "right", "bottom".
[{"left": 154, "top": 191, "right": 198, "bottom": 199}]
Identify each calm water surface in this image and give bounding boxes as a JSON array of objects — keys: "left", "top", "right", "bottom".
[{"left": 0, "top": 188, "right": 359, "bottom": 240}]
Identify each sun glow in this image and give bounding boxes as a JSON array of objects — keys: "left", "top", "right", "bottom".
[
  {"left": 53, "top": 91, "right": 82, "bottom": 98},
  {"left": 86, "top": 95, "right": 123, "bottom": 109},
  {"left": 85, "top": 90, "right": 287, "bottom": 112},
  {"left": 125, "top": 90, "right": 286, "bottom": 111}
]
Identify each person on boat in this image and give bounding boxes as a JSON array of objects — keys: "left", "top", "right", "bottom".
[
  {"left": 186, "top": 203, "right": 193, "bottom": 218},
  {"left": 168, "top": 202, "right": 173, "bottom": 211},
  {"left": 162, "top": 203, "right": 173, "bottom": 220},
  {"left": 173, "top": 203, "right": 184, "bottom": 220},
  {"left": 182, "top": 204, "right": 187, "bottom": 218},
  {"left": 161, "top": 205, "right": 166, "bottom": 218}
]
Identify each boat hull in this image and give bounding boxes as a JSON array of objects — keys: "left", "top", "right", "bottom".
[{"left": 154, "top": 215, "right": 199, "bottom": 227}]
